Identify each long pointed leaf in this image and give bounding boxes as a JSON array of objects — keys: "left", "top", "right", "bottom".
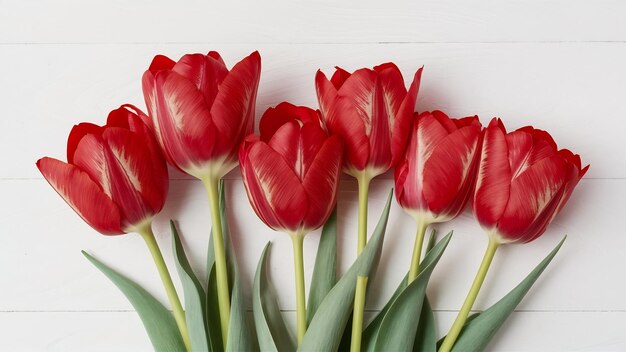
[
  {"left": 212, "top": 180, "right": 258, "bottom": 351},
  {"left": 307, "top": 208, "right": 337, "bottom": 324},
  {"left": 253, "top": 242, "right": 296, "bottom": 352},
  {"left": 82, "top": 251, "right": 185, "bottom": 352},
  {"left": 450, "top": 236, "right": 566, "bottom": 351},
  {"left": 171, "top": 221, "right": 209, "bottom": 351},
  {"left": 413, "top": 228, "right": 439, "bottom": 352},
  {"left": 372, "top": 232, "right": 453, "bottom": 352},
  {"left": 299, "top": 190, "right": 394, "bottom": 352}
]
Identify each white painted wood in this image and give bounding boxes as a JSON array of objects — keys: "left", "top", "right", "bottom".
[
  {"left": 1, "top": 0, "right": 625, "bottom": 44},
  {"left": 2, "top": 43, "right": 621, "bottom": 179},
  {"left": 2, "top": 0, "right": 624, "bottom": 350},
  {"left": 2, "top": 311, "right": 625, "bottom": 351}
]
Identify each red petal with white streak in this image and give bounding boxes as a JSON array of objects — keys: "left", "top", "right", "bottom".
[
  {"left": 473, "top": 118, "right": 511, "bottom": 227},
  {"left": 315, "top": 70, "right": 338, "bottom": 119},
  {"left": 72, "top": 133, "right": 110, "bottom": 195},
  {"left": 172, "top": 53, "right": 228, "bottom": 108},
  {"left": 423, "top": 123, "right": 481, "bottom": 217},
  {"left": 302, "top": 136, "right": 343, "bottom": 230},
  {"left": 102, "top": 127, "right": 159, "bottom": 228},
  {"left": 497, "top": 154, "right": 567, "bottom": 239},
  {"left": 36, "top": 157, "right": 122, "bottom": 235},
  {"left": 67, "top": 123, "right": 102, "bottom": 164},
  {"left": 391, "top": 67, "right": 422, "bottom": 166},
  {"left": 157, "top": 70, "right": 216, "bottom": 171},
  {"left": 241, "top": 141, "right": 308, "bottom": 232},
  {"left": 210, "top": 51, "right": 261, "bottom": 158},
  {"left": 325, "top": 96, "right": 370, "bottom": 170}
]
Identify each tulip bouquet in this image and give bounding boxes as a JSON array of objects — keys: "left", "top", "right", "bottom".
[{"left": 37, "top": 50, "right": 587, "bottom": 352}]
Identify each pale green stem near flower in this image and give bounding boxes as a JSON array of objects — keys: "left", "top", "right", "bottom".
[
  {"left": 350, "top": 276, "right": 368, "bottom": 352},
  {"left": 202, "top": 177, "right": 231, "bottom": 347},
  {"left": 439, "top": 237, "right": 500, "bottom": 352},
  {"left": 351, "top": 173, "right": 372, "bottom": 352},
  {"left": 290, "top": 231, "right": 307, "bottom": 345},
  {"left": 408, "top": 220, "right": 429, "bottom": 283},
  {"left": 138, "top": 224, "right": 191, "bottom": 352}
]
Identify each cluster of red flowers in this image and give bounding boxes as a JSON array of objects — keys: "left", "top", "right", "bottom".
[{"left": 38, "top": 50, "right": 587, "bottom": 244}]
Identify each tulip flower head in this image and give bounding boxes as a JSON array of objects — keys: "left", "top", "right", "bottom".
[
  {"left": 316, "top": 63, "right": 422, "bottom": 179},
  {"left": 142, "top": 51, "right": 261, "bottom": 180},
  {"left": 473, "top": 118, "right": 589, "bottom": 244},
  {"left": 36, "top": 105, "right": 169, "bottom": 234},
  {"left": 395, "top": 111, "right": 483, "bottom": 225},
  {"left": 239, "top": 102, "right": 343, "bottom": 235}
]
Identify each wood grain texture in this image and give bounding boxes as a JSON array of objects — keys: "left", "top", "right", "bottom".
[{"left": 1, "top": 0, "right": 623, "bottom": 350}]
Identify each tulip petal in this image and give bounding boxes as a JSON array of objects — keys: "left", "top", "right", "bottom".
[
  {"left": 497, "top": 154, "right": 567, "bottom": 239},
  {"left": 315, "top": 70, "right": 338, "bottom": 120},
  {"left": 391, "top": 67, "right": 422, "bottom": 166},
  {"left": 67, "top": 122, "right": 103, "bottom": 164},
  {"left": 72, "top": 133, "right": 111, "bottom": 195},
  {"left": 330, "top": 67, "right": 351, "bottom": 89},
  {"left": 172, "top": 53, "right": 228, "bottom": 108},
  {"left": 36, "top": 157, "right": 122, "bottom": 235},
  {"left": 242, "top": 141, "right": 308, "bottom": 232},
  {"left": 374, "top": 62, "right": 407, "bottom": 122},
  {"left": 423, "top": 124, "right": 481, "bottom": 218},
  {"left": 325, "top": 96, "right": 370, "bottom": 171},
  {"left": 157, "top": 70, "right": 217, "bottom": 171},
  {"left": 210, "top": 51, "right": 261, "bottom": 157},
  {"left": 474, "top": 118, "right": 511, "bottom": 226},
  {"left": 302, "top": 136, "right": 343, "bottom": 230},
  {"left": 259, "top": 102, "right": 321, "bottom": 142},
  {"left": 367, "top": 76, "right": 392, "bottom": 169},
  {"left": 148, "top": 55, "right": 176, "bottom": 73},
  {"left": 102, "top": 127, "right": 161, "bottom": 228}
]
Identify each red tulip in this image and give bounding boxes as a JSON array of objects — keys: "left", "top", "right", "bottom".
[
  {"left": 36, "top": 105, "right": 169, "bottom": 235},
  {"left": 315, "top": 63, "right": 423, "bottom": 177},
  {"left": 395, "top": 111, "right": 483, "bottom": 224},
  {"left": 239, "top": 102, "right": 343, "bottom": 234},
  {"left": 473, "top": 118, "right": 589, "bottom": 243},
  {"left": 142, "top": 51, "right": 261, "bottom": 179}
]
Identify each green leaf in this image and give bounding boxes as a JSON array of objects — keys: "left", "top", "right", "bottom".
[
  {"left": 372, "top": 232, "right": 453, "bottom": 352},
  {"left": 253, "top": 242, "right": 296, "bottom": 352},
  {"left": 451, "top": 236, "right": 567, "bottom": 352},
  {"left": 227, "top": 266, "right": 258, "bottom": 352},
  {"left": 171, "top": 221, "right": 209, "bottom": 351},
  {"left": 414, "top": 297, "right": 437, "bottom": 352},
  {"left": 82, "top": 251, "right": 185, "bottom": 352},
  {"left": 362, "top": 228, "right": 439, "bottom": 352},
  {"left": 307, "top": 208, "right": 337, "bottom": 324},
  {"left": 206, "top": 264, "right": 223, "bottom": 352},
  {"left": 299, "top": 190, "right": 394, "bottom": 352}
]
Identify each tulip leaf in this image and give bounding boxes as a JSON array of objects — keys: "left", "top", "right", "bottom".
[
  {"left": 253, "top": 242, "right": 296, "bottom": 352},
  {"left": 171, "top": 221, "right": 209, "bottom": 351},
  {"left": 298, "top": 190, "right": 393, "bottom": 352},
  {"left": 450, "top": 236, "right": 566, "bottom": 352},
  {"left": 307, "top": 208, "right": 337, "bottom": 324},
  {"left": 362, "top": 228, "right": 438, "bottom": 351},
  {"left": 206, "top": 264, "right": 223, "bottom": 351},
  {"left": 82, "top": 251, "right": 185, "bottom": 352},
  {"left": 414, "top": 297, "right": 437, "bottom": 352},
  {"left": 372, "top": 231, "right": 452, "bottom": 352}
]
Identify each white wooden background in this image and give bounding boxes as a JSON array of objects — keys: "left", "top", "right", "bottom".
[{"left": 2, "top": 0, "right": 625, "bottom": 351}]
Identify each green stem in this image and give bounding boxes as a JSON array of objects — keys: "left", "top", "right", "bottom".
[
  {"left": 291, "top": 233, "right": 307, "bottom": 345},
  {"left": 138, "top": 225, "right": 191, "bottom": 352},
  {"left": 408, "top": 220, "right": 428, "bottom": 283},
  {"left": 351, "top": 174, "right": 371, "bottom": 352},
  {"left": 350, "top": 276, "right": 368, "bottom": 352},
  {"left": 356, "top": 174, "right": 371, "bottom": 254},
  {"left": 203, "top": 177, "right": 231, "bottom": 347},
  {"left": 439, "top": 237, "right": 500, "bottom": 352}
]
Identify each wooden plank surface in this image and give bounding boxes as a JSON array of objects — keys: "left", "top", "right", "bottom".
[{"left": 1, "top": 0, "right": 623, "bottom": 350}]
